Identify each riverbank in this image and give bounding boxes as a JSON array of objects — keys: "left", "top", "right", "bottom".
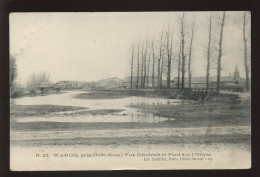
[
  {"left": 10, "top": 104, "right": 87, "bottom": 117},
  {"left": 77, "top": 89, "right": 175, "bottom": 99},
  {"left": 77, "top": 88, "right": 248, "bottom": 102}
]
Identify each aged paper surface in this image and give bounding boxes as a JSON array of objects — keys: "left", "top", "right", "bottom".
[{"left": 9, "top": 12, "right": 251, "bottom": 170}]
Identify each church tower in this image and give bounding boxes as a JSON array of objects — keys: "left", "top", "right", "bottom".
[{"left": 234, "top": 64, "right": 240, "bottom": 79}]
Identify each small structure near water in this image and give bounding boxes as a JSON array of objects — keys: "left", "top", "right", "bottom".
[{"left": 37, "top": 82, "right": 54, "bottom": 93}]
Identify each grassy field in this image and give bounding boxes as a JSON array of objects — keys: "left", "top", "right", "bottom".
[
  {"left": 75, "top": 89, "right": 172, "bottom": 99},
  {"left": 129, "top": 100, "right": 250, "bottom": 127}
]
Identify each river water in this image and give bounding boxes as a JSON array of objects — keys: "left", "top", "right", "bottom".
[{"left": 13, "top": 90, "right": 180, "bottom": 123}]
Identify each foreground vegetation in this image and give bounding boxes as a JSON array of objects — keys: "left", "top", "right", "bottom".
[
  {"left": 130, "top": 100, "right": 250, "bottom": 127},
  {"left": 10, "top": 104, "right": 87, "bottom": 117},
  {"left": 77, "top": 89, "right": 181, "bottom": 99}
]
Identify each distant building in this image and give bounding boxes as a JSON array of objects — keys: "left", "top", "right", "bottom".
[
  {"left": 55, "top": 81, "right": 67, "bottom": 89},
  {"left": 173, "top": 65, "right": 250, "bottom": 92},
  {"left": 37, "top": 82, "right": 54, "bottom": 88},
  {"left": 122, "top": 76, "right": 164, "bottom": 88},
  {"left": 37, "top": 82, "right": 54, "bottom": 93},
  {"left": 55, "top": 80, "right": 84, "bottom": 89},
  {"left": 97, "top": 77, "right": 123, "bottom": 89}
]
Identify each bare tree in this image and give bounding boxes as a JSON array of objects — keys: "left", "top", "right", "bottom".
[
  {"left": 130, "top": 42, "right": 135, "bottom": 89},
  {"left": 180, "top": 13, "right": 186, "bottom": 90},
  {"left": 166, "top": 19, "right": 174, "bottom": 89},
  {"left": 157, "top": 29, "right": 164, "bottom": 89},
  {"left": 177, "top": 41, "right": 181, "bottom": 90},
  {"left": 242, "top": 11, "right": 250, "bottom": 92},
  {"left": 151, "top": 38, "right": 155, "bottom": 88},
  {"left": 142, "top": 38, "right": 148, "bottom": 88},
  {"left": 146, "top": 50, "right": 151, "bottom": 87},
  {"left": 206, "top": 12, "right": 212, "bottom": 91},
  {"left": 9, "top": 55, "right": 17, "bottom": 93},
  {"left": 136, "top": 38, "right": 140, "bottom": 89},
  {"left": 188, "top": 17, "right": 195, "bottom": 89},
  {"left": 216, "top": 12, "right": 226, "bottom": 93},
  {"left": 26, "top": 72, "right": 50, "bottom": 92},
  {"left": 140, "top": 42, "right": 145, "bottom": 89},
  {"left": 160, "top": 37, "right": 166, "bottom": 88}
]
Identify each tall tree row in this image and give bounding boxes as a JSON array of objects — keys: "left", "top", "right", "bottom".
[{"left": 129, "top": 12, "right": 249, "bottom": 92}]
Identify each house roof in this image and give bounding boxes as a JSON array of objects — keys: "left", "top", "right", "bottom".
[{"left": 38, "top": 82, "right": 54, "bottom": 88}]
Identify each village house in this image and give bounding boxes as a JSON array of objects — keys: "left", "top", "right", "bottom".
[
  {"left": 36, "top": 82, "right": 55, "bottom": 93},
  {"left": 122, "top": 76, "right": 176, "bottom": 88},
  {"left": 55, "top": 80, "right": 84, "bottom": 89},
  {"left": 173, "top": 65, "right": 250, "bottom": 92},
  {"left": 122, "top": 76, "right": 159, "bottom": 88}
]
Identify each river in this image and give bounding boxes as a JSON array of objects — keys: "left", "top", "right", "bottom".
[{"left": 13, "top": 90, "right": 180, "bottom": 123}]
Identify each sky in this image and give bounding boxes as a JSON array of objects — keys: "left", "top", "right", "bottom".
[{"left": 10, "top": 12, "right": 251, "bottom": 85}]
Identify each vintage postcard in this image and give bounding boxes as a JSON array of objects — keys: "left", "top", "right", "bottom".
[{"left": 9, "top": 12, "right": 251, "bottom": 170}]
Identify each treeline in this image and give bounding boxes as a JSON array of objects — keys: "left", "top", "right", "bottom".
[
  {"left": 9, "top": 54, "right": 51, "bottom": 97},
  {"left": 129, "top": 12, "right": 250, "bottom": 92}
]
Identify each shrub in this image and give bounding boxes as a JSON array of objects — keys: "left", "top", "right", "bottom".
[
  {"left": 10, "top": 83, "right": 25, "bottom": 98},
  {"left": 29, "top": 87, "right": 37, "bottom": 95},
  {"left": 11, "top": 90, "right": 24, "bottom": 98}
]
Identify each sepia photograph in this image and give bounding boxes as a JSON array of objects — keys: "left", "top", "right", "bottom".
[{"left": 9, "top": 12, "right": 251, "bottom": 170}]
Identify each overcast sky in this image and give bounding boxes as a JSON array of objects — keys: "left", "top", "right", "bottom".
[{"left": 10, "top": 12, "right": 251, "bottom": 85}]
